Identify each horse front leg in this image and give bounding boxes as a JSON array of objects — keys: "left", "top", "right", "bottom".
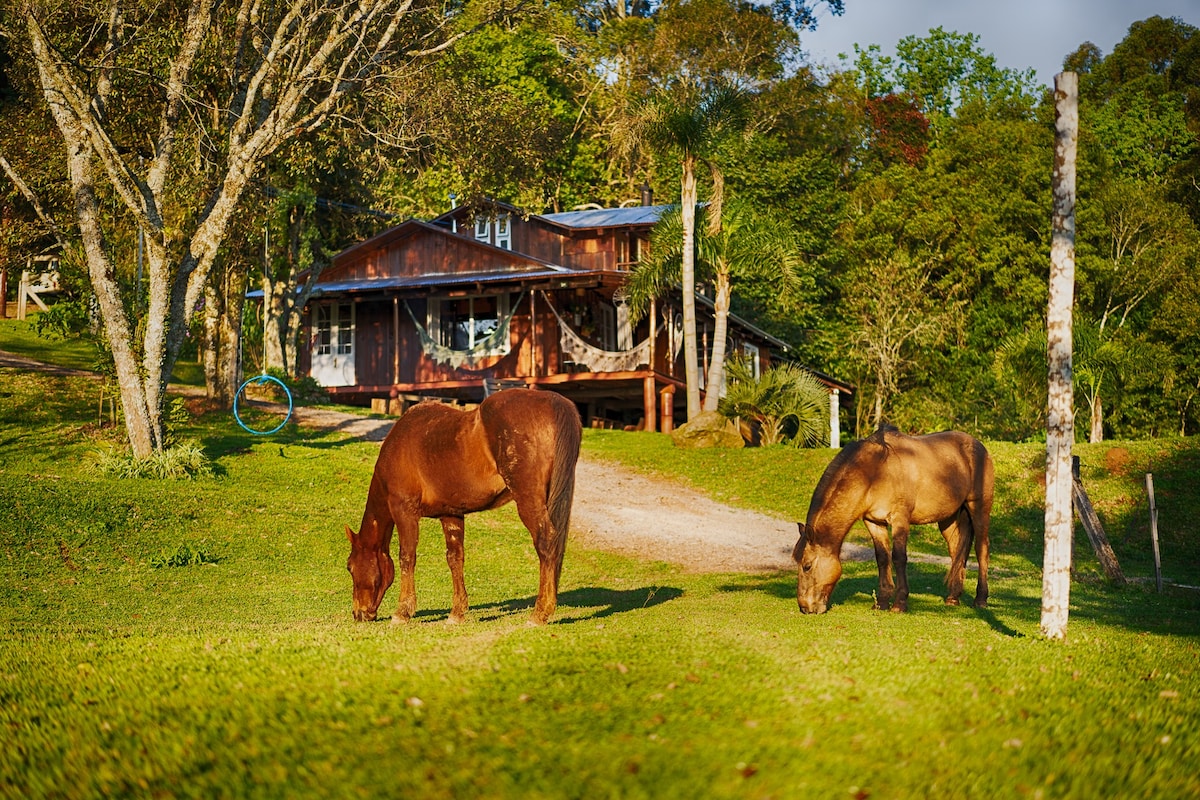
[
  {"left": 890, "top": 521, "right": 911, "bottom": 613},
  {"left": 391, "top": 515, "right": 420, "bottom": 624},
  {"left": 440, "top": 516, "right": 468, "bottom": 623},
  {"left": 863, "top": 520, "right": 895, "bottom": 610}
]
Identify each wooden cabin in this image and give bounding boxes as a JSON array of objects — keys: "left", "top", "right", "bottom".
[{"left": 290, "top": 198, "right": 851, "bottom": 437}]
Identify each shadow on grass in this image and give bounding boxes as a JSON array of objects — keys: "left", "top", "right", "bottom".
[
  {"left": 717, "top": 567, "right": 1028, "bottom": 637},
  {"left": 404, "top": 585, "right": 685, "bottom": 625}
]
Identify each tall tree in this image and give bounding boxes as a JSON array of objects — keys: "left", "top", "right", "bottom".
[{"left": 13, "top": 0, "right": 482, "bottom": 457}]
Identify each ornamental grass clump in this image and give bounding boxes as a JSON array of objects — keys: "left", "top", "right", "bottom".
[
  {"left": 718, "top": 359, "right": 829, "bottom": 446},
  {"left": 93, "top": 440, "right": 214, "bottom": 479}
]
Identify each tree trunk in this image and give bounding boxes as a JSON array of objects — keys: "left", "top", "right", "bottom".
[
  {"left": 1090, "top": 394, "right": 1103, "bottom": 443},
  {"left": 680, "top": 157, "right": 701, "bottom": 420},
  {"left": 1042, "top": 72, "right": 1079, "bottom": 642},
  {"left": 202, "top": 265, "right": 247, "bottom": 408},
  {"left": 702, "top": 273, "right": 732, "bottom": 413}
]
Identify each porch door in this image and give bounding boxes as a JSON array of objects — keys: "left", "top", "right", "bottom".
[{"left": 312, "top": 302, "right": 356, "bottom": 387}]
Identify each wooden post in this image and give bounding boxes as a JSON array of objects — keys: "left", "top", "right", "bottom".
[
  {"left": 660, "top": 385, "right": 675, "bottom": 434},
  {"left": 17, "top": 271, "right": 28, "bottom": 320},
  {"left": 530, "top": 291, "right": 538, "bottom": 379},
  {"left": 1041, "top": 72, "right": 1079, "bottom": 642},
  {"left": 1071, "top": 457, "right": 1126, "bottom": 584},
  {"left": 642, "top": 375, "right": 656, "bottom": 433},
  {"left": 392, "top": 297, "right": 400, "bottom": 385},
  {"left": 1146, "top": 473, "right": 1162, "bottom": 593},
  {"left": 0, "top": 268, "right": 7, "bottom": 318}
]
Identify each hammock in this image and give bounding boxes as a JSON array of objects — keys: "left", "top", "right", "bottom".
[
  {"left": 543, "top": 292, "right": 670, "bottom": 373},
  {"left": 404, "top": 291, "right": 525, "bottom": 370}
]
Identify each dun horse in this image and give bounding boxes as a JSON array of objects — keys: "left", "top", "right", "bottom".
[
  {"left": 346, "top": 389, "right": 581, "bottom": 624},
  {"left": 793, "top": 425, "right": 993, "bottom": 614}
]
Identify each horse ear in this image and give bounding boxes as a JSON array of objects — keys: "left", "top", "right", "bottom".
[
  {"left": 793, "top": 523, "right": 808, "bottom": 562},
  {"left": 345, "top": 525, "right": 356, "bottom": 543}
]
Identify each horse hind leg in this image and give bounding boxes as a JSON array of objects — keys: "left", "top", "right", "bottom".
[
  {"left": 970, "top": 500, "right": 991, "bottom": 609},
  {"left": 940, "top": 510, "right": 971, "bottom": 606},
  {"left": 511, "top": 493, "right": 566, "bottom": 625},
  {"left": 441, "top": 516, "right": 469, "bottom": 624}
]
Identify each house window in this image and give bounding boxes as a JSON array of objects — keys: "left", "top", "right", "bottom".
[
  {"left": 429, "top": 294, "right": 510, "bottom": 351},
  {"left": 597, "top": 302, "right": 617, "bottom": 350},
  {"left": 315, "top": 303, "right": 353, "bottom": 355},
  {"left": 472, "top": 214, "right": 511, "bottom": 249},
  {"left": 495, "top": 214, "right": 511, "bottom": 249},
  {"left": 743, "top": 342, "right": 761, "bottom": 379}
]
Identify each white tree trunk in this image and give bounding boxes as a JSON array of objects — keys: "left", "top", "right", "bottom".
[
  {"left": 1042, "top": 72, "right": 1079, "bottom": 642},
  {"left": 702, "top": 274, "right": 732, "bottom": 413},
  {"left": 24, "top": 1, "right": 445, "bottom": 457},
  {"left": 680, "top": 158, "right": 702, "bottom": 420}
]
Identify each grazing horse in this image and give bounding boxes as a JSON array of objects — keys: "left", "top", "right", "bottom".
[
  {"left": 346, "top": 389, "right": 581, "bottom": 625},
  {"left": 793, "top": 425, "right": 993, "bottom": 614}
]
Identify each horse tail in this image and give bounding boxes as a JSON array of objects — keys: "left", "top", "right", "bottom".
[{"left": 546, "top": 398, "right": 582, "bottom": 574}]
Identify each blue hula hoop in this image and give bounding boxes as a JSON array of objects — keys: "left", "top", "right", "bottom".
[{"left": 233, "top": 375, "right": 294, "bottom": 435}]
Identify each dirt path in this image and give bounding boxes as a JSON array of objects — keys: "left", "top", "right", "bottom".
[
  {"left": 269, "top": 399, "right": 879, "bottom": 573},
  {"left": 0, "top": 350, "right": 886, "bottom": 574}
]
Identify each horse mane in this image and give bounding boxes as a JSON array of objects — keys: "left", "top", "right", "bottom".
[
  {"left": 806, "top": 425, "right": 900, "bottom": 526},
  {"left": 868, "top": 423, "right": 900, "bottom": 446}
]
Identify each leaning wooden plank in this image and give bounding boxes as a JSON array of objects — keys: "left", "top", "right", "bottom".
[{"left": 1072, "top": 478, "right": 1126, "bottom": 585}]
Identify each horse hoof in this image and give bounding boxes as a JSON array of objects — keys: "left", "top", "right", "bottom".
[
  {"left": 945, "top": 597, "right": 960, "bottom": 607},
  {"left": 390, "top": 614, "right": 411, "bottom": 625},
  {"left": 446, "top": 614, "right": 465, "bottom": 625},
  {"left": 889, "top": 604, "right": 907, "bottom": 613},
  {"left": 973, "top": 599, "right": 988, "bottom": 609}
]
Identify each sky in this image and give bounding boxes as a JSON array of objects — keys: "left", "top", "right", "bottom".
[{"left": 798, "top": 0, "right": 1199, "bottom": 87}]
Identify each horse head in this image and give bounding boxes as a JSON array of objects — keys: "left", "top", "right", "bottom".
[
  {"left": 345, "top": 522, "right": 395, "bottom": 621},
  {"left": 794, "top": 522, "right": 842, "bottom": 614}
]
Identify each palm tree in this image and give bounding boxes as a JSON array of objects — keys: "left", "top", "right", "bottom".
[
  {"left": 627, "top": 198, "right": 808, "bottom": 412},
  {"left": 719, "top": 358, "right": 829, "bottom": 446},
  {"left": 615, "top": 85, "right": 748, "bottom": 419}
]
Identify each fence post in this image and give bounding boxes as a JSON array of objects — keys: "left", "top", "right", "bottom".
[{"left": 1146, "top": 473, "right": 1162, "bottom": 593}]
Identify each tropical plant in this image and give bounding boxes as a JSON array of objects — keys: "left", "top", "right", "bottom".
[
  {"left": 718, "top": 358, "right": 829, "bottom": 446},
  {"left": 628, "top": 197, "right": 810, "bottom": 412}
]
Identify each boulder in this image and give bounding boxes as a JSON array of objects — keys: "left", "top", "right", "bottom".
[{"left": 670, "top": 411, "right": 745, "bottom": 449}]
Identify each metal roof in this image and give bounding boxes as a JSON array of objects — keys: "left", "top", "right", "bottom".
[
  {"left": 246, "top": 268, "right": 600, "bottom": 298},
  {"left": 539, "top": 205, "right": 670, "bottom": 229}
]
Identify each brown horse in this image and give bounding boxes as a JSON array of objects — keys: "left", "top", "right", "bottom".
[
  {"left": 345, "top": 389, "right": 581, "bottom": 624},
  {"left": 793, "top": 425, "right": 993, "bottom": 614}
]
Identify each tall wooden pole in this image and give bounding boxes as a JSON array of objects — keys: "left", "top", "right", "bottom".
[{"left": 1041, "top": 72, "right": 1079, "bottom": 641}]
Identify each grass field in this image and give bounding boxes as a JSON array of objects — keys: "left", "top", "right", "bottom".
[{"left": 1, "top": 332, "right": 1198, "bottom": 798}]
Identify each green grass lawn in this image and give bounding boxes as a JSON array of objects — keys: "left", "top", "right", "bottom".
[{"left": 1, "top": 365, "right": 1198, "bottom": 798}]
